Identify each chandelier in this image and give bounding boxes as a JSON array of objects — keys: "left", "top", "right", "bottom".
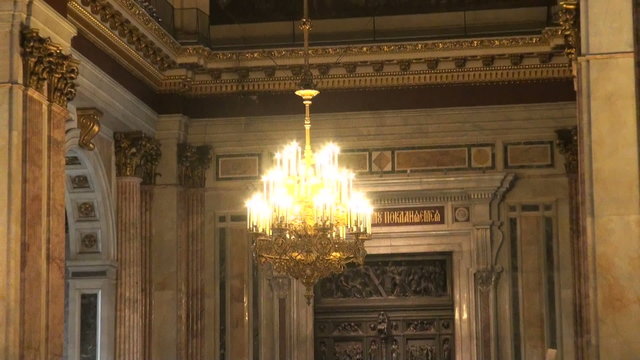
[{"left": 246, "top": 0, "right": 373, "bottom": 303}]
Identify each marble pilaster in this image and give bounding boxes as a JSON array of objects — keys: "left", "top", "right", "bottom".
[
  {"left": 114, "top": 132, "right": 161, "bottom": 360},
  {"left": 0, "top": 2, "right": 77, "bottom": 355},
  {"left": 115, "top": 176, "right": 144, "bottom": 360},
  {"left": 176, "top": 142, "right": 211, "bottom": 359},
  {"left": 577, "top": 0, "right": 640, "bottom": 358},
  {"left": 140, "top": 185, "right": 154, "bottom": 360}
]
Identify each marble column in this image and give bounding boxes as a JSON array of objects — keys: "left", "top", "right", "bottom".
[
  {"left": 0, "top": 9, "right": 77, "bottom": 357},
  {"left": 114, "top": 132, "right": 161, "bottom": 360},
  {"left": 177, "top": 143, "right": 212, "bottom": 359}
]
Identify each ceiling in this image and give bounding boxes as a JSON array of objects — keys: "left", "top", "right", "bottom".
[{"left": 210, "top": 0, "right": 554, "bottom": 25}]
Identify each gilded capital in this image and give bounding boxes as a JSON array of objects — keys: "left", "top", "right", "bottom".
[
  {"left": 114, "top": 132, "right": 162, "bottom": 182},
  {"left": 76, "top": 108, "right": 102, "bottom": 151},
  {"left": 556, "top": 127, "right": 578, "bottom": 174},
  {"left": 21, "top": 27, "right": 79, "bottom": 107},
  {"left": 178, "top": 143, "right": 212, "bottom": 188}
]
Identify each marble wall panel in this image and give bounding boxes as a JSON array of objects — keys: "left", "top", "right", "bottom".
[
  {"left": 505, "top": 142, "right": 554, "bottom": 169},
  {"left": 396, "top": 147, "right": 468, "bottom": 171},
  {"left": 339, "top": 151, "right": 369, "bottom": 172},
  {"left": 216, "top": 154, "right": 261, "bottom": 180}
]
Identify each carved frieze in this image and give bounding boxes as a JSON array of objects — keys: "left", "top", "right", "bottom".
[
  {"left": 315, "top": 258, "right": 449, "bottom": 300},
  {"left": 114, "top": 131, "right": 162, "bottom": 182},
  {"left": 76, "top": 108, "right": 102, "bottom": 151},
  {"left": 556, "top": 127, "right": 578, "bottom": 174},
  {"left": 178, "top": 143, "right": 212, "bottom": 188},
  {"left": 21, "top": 28, "right": 79, "bottom": 107}
]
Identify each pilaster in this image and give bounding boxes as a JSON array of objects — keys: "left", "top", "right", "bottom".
[
  {"left": 577, "top": 0, "right": 640, "bottom": 358},
  {"left": 114, "top": 131, "right": 161, "bottom": 360},
  {"left": 176, "top": 142, "right": 212, "bottom": 360},
  {"left": 0, "top": 0, "right": 78, "bottom": 355}
]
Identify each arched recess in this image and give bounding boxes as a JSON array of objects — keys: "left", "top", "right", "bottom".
[{"left": 63, "top": 123, "right": 117, "bottom": 360}]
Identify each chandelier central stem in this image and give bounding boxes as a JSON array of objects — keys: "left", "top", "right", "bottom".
[{"left": 304, "top": 99, "right": 313, "bottom": 165}]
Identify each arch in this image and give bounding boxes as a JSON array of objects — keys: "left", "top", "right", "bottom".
[{"left": 63, "top": 120, "right": 117, "bottom": 360}]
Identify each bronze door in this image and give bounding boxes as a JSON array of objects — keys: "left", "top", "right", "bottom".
[{"left": 314, "top": 254, "right": 454, "bottom": 360}]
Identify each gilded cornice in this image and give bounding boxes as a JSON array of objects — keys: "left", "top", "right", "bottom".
[
  {"left": 21, "top": 27, "right": 79, "bottom": 107},
  {"left": 66, "top": 0, "right": 570, "bottom": 95},
  {"left": 181, "top": 29, "right": 564, "bottom": 63}
]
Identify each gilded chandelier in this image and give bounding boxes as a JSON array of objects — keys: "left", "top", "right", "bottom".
[{"left": 246, "top": 0, "right": 373, "bottom": 303}]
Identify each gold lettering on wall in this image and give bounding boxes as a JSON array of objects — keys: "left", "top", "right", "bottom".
[{"left": 372, "top": 206, "right": 446, "bottom": 226}]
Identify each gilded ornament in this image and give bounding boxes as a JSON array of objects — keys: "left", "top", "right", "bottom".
[
  {"left": 509, "top": 54, "right": 523, "bottom": 66},
  {"left": 114, "top": 131, "right": 162, "bottom": 180},
  {"left": 76, "top": 108, "right": 103, "bottom": 151},
  {"left": 81, "top": 233, "right": 99, "bottom": 250},
  {"left": 558, "top": 0, "right": 580, "bottom": 61},
  {"left": 21, "top": 28, "right": 79, "bottom": 107},
  {"left": 71, "top": 175, "right": 91, "bottom": 189},
  {"left": 77, "top": 202, "right": 96, "bottom": 218},
  {"left": 178, "top": 143, "right": 212, "bottom": 188}
]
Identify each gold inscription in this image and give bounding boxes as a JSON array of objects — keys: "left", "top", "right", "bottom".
[{"left": 372, "top": 206, "right": 445, "bottom": 226}]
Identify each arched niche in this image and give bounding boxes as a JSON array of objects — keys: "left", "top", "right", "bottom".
[{"left": 63, "top": 124, "right": 116, "bottom": 360}]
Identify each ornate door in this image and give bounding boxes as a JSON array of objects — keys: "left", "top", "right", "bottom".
[{"left": 314, "top": 254, "right": 454, "bottom": 360}]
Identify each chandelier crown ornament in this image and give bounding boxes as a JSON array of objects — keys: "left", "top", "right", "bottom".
[{"left": 246, "top": 0, "right": 373, "bottom": 304}]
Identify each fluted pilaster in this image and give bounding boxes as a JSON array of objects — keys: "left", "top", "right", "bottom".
[
  {"left": 177, "top": 143, "right": 211, "bottom": 359},
  {"left": 140, "top": 185, "right": 154, "bottom": 359},
  {"left": 116, "top": 177, "right": 143, "bottom": 360},
  {"left": 114, "top": 132, "right": 161, "bottom": 360}
]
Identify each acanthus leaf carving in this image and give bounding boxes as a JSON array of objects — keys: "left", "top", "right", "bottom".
[
  {"left": 21, "top": 27, "right": 79, "bottom": 107},
  {"left": 114, "top": 131, "right": 162, "bottom": 182},
  {"left": 556, "top": 127, "right": 578, "bottom": 174},
  {"left": 178, "top": 143, "right": 212, "bottom": 188}
]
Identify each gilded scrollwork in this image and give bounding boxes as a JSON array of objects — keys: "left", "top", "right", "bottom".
[
  {"left": 114, "top": 132, "right": 162, "bottom": 181},
  {"left": 76, "top": 108, "right": 102, "bottom": 151},
  {"left": 558, "top": 0, "right": 580, "bottom": 61},
  {"left": 178, "top": 143, "right": 213, "bottom": 188},
  {"left": 21, "top": 28, "right": 79, "bottom": 107}
]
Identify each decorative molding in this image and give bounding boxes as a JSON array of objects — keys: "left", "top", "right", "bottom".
[
  {"left": 76, "top": 107, "right": 102, "bottom": 151},
  {"left": 114, "top": 131, "right": 162, "bottom": 182},
  {"left": 556, "top": 127, "right": 578, "bottom": 174},
  {"left": 65, "top": 0, "right": 572, "bottom": 95},
  {"left": 178, "top": 143, "right": 213, "bottom": 188},
  {"left": 21, "top": 27, "right": 79, "bottom": 107},
  {"left": 72, "top": 0, "right": 176, "bottom": 71}
]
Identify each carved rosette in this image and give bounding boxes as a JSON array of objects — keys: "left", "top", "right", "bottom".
[
  {"left": 114, "top": 132, "right": 162, "bottom": 183},
  {"left": 178, "top": 143, "right": 213, "bottom": 188},
  {"left": 558, "top": 1, "right": 580, "bottom": 62},
  {"left": 556, "top": 127, "right": 578, "bottom": 174},
  {"left": 76, "top": 108, "right": 102, "bottom": 151},
  {"left": 21, "top": 28, "right": 79, "bottom": 107}
]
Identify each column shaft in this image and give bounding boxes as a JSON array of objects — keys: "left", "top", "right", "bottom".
[
  {"left": 141, "top": 185, "right": 154, "bottom": 360},
  {"left": 116, "top": 177, "right": 143, "bottom": 360},
  {"left": 178, "top": 188, "right": 206, "bottom": 359}
]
